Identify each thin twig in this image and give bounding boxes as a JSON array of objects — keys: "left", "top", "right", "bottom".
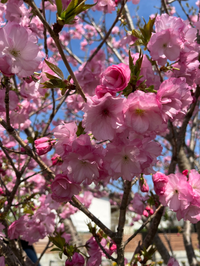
[
  {"left": 20, "top": 156, "right": 32, "bottom": 176},
  {"left": 0, "top": 117, "right": 55, "bottom": 181},
  {"left": 86, "top": 0, "right": 126, "bottom": 63},
  {"left": 178, "top": 0, "right": 194, "bottom": 27},
  {"left": 25, "top": 0, "right": 87, "bottom": 102},
  {"left": 0, "top": 140, "right": 20, "bottom": 177},
  {"left": 35, "top": 240, "right": 52, "bottom": 266},
  {"left": 161, "top": 0, "right": 169, "bottom": 15},
  {"left": 94, "top": 236, "right": 117, "bottom": 262},
  {"left": 124, "top": 204, "right": 163, "bottom": 247},
  {"left": 64, "top": 46, "right": 83, "bottom": 65},
  {"left": 21, "top": 165, "right": 54, "bottom": 183},
  {"left": 4, "top": 77, "right": 12, "bottom": 131},
  {"left": 41, "top": 90, "right": 70, "bottom": 136},
  {"left": 123, "top": 4, "right": 141, "bottom": 53},
  {"left": 42, "top": 0, "right": 48, "bottom": 57},
  {"left": 70, "top": 196, "right": 116, "bottom": 239}
]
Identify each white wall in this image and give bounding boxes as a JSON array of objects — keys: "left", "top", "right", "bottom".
[{"left": 71, "top": 197, "right": 111, "bottom": 232}]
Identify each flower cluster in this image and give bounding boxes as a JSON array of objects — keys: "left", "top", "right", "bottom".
[
  {"left": 153, "top": 170, "right": 200, "bottom": 223},
  {"left": 49, "top": 60, "right": 193, "bottom": 203}
]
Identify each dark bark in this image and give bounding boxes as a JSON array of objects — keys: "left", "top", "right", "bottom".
[
  {"left": 153, "top": 234, "right": 170, "bottom": 264},
  {"left": 183, "top": 221, "right": 198, "bottom": 266}
]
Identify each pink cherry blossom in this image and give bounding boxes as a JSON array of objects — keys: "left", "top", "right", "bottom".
[
  {"left": 51, "top": 174, "right": 81, "bottom": 202},
  {"left": 65, "top": 253, "right": 85, "bottom": 266},
  {"left": 153, "top": 172, "right": 168, "bottom": 196},
  {"left": 61, "top": 134, "right": 102, "bottom": 185},
  {"left": 156, "top": 77, "right": 193, "bottom": 122},
  {"left": 159, "top": 173, "right": 194, "bottom": 212},
  {"left": 52, "top": 121, "right": 77, "bottom": 157},
  {"left": 147, "top": 29, "right": 181, "bottom": 63},
  {"left": 83, "top": 93, "right": 124, "bottom": 141},
  {"left": 131, "top": 193, "right": 147, "bottom": 215},
  {"left": 188, "top": 169, "right": 200, "bottom": 197},
  {"left": 167, "top": 257, "right": 180, "bottom": 266},
  {"left": 100, "top": 63, "right": 130, "bottom": 93},
  {"left": 0, "top": 22, "right": 41, "bottom": 77},
  {"left": 124, "top": 90, "right": 165, "bottom": 134},
  {"left": 93, "top": 0, "right": 116, "bottom": 13},
  {"left": 132, "top": 0, "right": 140, "bottom": 4},
  {"left": 105, "top": 142, "right": 141, "bottom": 181}
]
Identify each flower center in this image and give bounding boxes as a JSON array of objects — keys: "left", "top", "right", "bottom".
[
  {"left": 135, "top": 108, "right": 145, "bottom": 116},
  {"left": 123, "top": 155, "right": 129, "bottom": 161},
  {"left": 10, "top": 49, "right": 21, "bottom": 57},
  {"left": 102, "top": 109, "right": 109, "bottom": 116}
]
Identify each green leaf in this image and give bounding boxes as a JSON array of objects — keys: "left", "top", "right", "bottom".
[
  {"left": 131, "top": 29, "right": 142, "bottom": 39},
  {"left": 122, "top": 84, "right": 135, "bottom": 97},
  {"left": 75, "top": 2, "right": 96, "bottom": 15},
  {"left": 49, "top": 234, "right": 66, "bottom": 249},
  {"left": 59, "top": 0, "right": 95, "bottom": 25},
  {"left": 50, "top": 248, "right": 62, "bottom": 252},
  {"left": 60, "top": 0, "right": 78, "bottom": 22},
  {"left": 59, "top": 251, "right": 63, "bottom": 259},
  {"left": 42, "top": 79, "right": 68, "bottom": 89},
  {"left": 65, "top": 0, "right": 79, "bottom": 14},
  {"left": 131, "top": 16, "right": 156, "bottom": 48},
  {"left": 27, "top": 136, "right": 34, "bottom": 144},
  {"left": 134, "top": 51, "right": 143, "bottom": 77},
  {"left": 55, "top": 0, "right": 63, "bottom": 15},
  {"left": 0, "top": 198, "right": 6, "bottom": 209},
  {"left": 44, "top": 59, "right": 64, "bottom": 80},
  {"left": 131, "top": 39, "right": 144, "bottom": 47},
  {"left": 142, "top": 15, "right": 157, "bottom": 42},
  {"left": 61, "top": 87, "right": 67, "bottom": 95},
  {"left": 129, "top": 50, "right": 135, "bottom": 76},
  {"left": 145, "top": 85, "right": 156, "bottom": 93},
  {"left": 76, "top": 121, "right": 85, "bottom": 137},
  {"left": 44, "top": 72, "right": 62, "bottom": 81}
]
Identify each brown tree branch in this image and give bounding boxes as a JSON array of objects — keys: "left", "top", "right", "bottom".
[
  {"left": 0, "top": 117, "right": 55, "bottom": 180},
  {"left": 70, "top": 196, "right": 116, "bottom": 240},
  {"left": 154, "top": 233, "right": 170, "bottom": 264}
]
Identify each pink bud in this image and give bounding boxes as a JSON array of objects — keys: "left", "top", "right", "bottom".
[
  {"left": 149, "top": 208, "right": 154, "bottom": 215},
  {"left": 0, "top": 187, "right": 4, "bottom": 195},
  {"left": 143, "top": 210, "right": 149, "bottom": 217},
  {"left": 34, "top": 137, "right": 50, "bottom": 145},
  {"left": 35, "top": 137, "right": 55, "bottom": 156},
  {"left": 182, "top": 169, "right": 188, "bottom": 176},
  {"left": 139, "top": 178, "right": 149, "bottom": 193},
  {"left": 145, "top": 206, "right": 151, "bottom": 211},
  {"left": 110, "top": 244, "right": 117, "bottom": 252},
  {"left": 51, "top": 154, "right": 63, "bottom": 166}
]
